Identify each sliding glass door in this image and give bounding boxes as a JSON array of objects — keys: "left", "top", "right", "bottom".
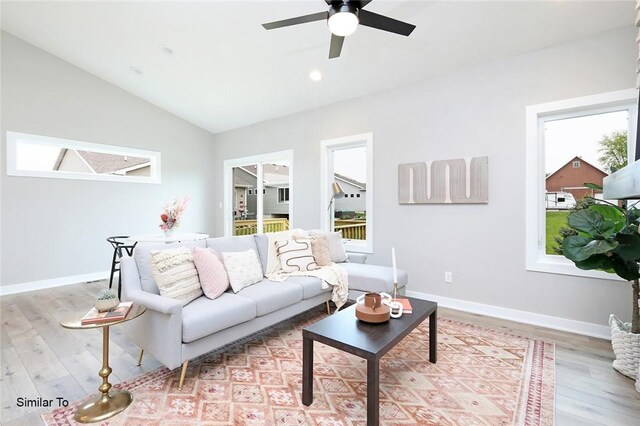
[{"left": 224, "top": 151, "right": 293, "bottom": 236}]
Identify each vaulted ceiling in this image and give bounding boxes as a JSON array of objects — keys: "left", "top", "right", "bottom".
[{"left": 1, "top": 1, "right": 634, "bottom": 133}]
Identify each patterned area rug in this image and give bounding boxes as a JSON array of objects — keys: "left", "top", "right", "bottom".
[{"left": 43, "top": 306, "right": 555, "bottom": 425}]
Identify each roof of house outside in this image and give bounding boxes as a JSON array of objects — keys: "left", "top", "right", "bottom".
[
  {"left": 335, "top": 173, "right": 366, "bottom": 190},
  {"left": 545, "top": 156, "right": 608, "bottom": 180},
  {"left": 55, "top": 149, "right": 149, "bottom": 174}
]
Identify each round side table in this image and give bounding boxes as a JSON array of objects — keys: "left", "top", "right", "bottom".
[{"left": 61, "top": 304, "right": 146, "bottom": 423}]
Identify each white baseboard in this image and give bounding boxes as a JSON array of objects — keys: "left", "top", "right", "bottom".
[
  {"left": 0, "top": 271, "right": 110, "bottom": 297},
  {"left": 406, "top": 290, "right": 611, "bottom": 340}
]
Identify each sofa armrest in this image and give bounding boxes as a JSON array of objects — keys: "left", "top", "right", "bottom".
[
  {"left": 127, "top": 290, "right": 183, "bottom": 315},
  {"left": 347, "top": 252, "right": 367, "bottom": 264}
]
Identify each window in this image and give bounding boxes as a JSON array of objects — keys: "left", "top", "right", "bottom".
[
  {"left": 224, "top": 151, "right": 293, "bottom": 236},
  {"left": 526, "top": 89, "right": 637, "bottom": 279},
  {"left": 6, "top": 131, "right": 160, "bottom": 183},
  {"left": 277, "top": 187, "right": 290, "bottom": 203},
  {"left": 321, "top": 133, "right": 373, "bottom": 253}
]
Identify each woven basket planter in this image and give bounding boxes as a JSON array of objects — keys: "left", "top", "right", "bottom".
[{"left": 609, "top": 315, "right": 640, "bottom": 379}]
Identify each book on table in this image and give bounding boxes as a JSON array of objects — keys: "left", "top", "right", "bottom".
[
  {"left": 81, "top": 301, "right": 134, "bottom": 325},
  {"left": 392, "top": 298, "right": 413, "bottom": 314}
]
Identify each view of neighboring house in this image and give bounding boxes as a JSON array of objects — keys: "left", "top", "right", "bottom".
[
  {"left": 233, "top": 164, "right": 290, "bottom": 220},
  {"left": 545, "top": 156, "right": 607, "bottom": 201},
  {"left": 333, "top": 173, "right": 366, "bottom": 216},
  {"left": 55, "top": 149, "right": 151, "bottom": 176}
]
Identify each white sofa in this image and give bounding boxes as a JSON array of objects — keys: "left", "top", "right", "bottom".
[{"left": 120, "top": 234, "right": 408, "bottom": 388}]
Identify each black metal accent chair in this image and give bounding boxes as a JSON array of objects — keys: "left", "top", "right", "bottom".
[{"left": 107, "top": 236, "right": 138, "bottom": 298}]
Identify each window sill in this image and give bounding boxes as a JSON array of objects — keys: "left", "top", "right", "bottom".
[
  {"left": 527, "top": 254, "right": 624, "bottom": 282},
  {"left": 343, "top": 240, "right": 373, "bottom": 254}
]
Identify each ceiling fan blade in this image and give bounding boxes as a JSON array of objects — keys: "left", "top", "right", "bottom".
[
  {"left": 329, "top": 34, "right": 345, "bottom": 59},
  {"left": 358, "top": 9, "right": 415, "bottom": 36},
  {"left": 354, "top": 0, "right": 373, "bottom": 8},
  {"left": 262, "top": 12, "right": 327, "bottom": 30}
]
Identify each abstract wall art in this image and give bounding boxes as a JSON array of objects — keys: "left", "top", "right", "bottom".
[{"left": 398, "top": 156, "right": 488, "bottom": 204}]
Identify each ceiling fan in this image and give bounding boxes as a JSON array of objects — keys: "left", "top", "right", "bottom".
[{"left": 262, "top": 0, "right": 416, "bottom": 59}]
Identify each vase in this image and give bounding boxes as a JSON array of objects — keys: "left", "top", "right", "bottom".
[
  {"left": 164, "top": 228, "right": 175, "bottom": 237},
  {"left": 95, "top": 297, "right": 119, "bottom": 312},
  {"left": 609, "top": 314, "right": 640, "bottom": 379}
]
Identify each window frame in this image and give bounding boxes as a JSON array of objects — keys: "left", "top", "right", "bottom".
[
  {"left": 223, "top": 150, "right": 293, "bottom": 237},
  {"left": 525, "top": 88, "right": 637, "bottom": 280},
  {"left": 6, "top": 131, "right": 161, "bottom": 184},
  {"left": 277, "top": 187, "right": 290, "bottom": 204},
  {"left": 320, "top": 132, "right": 373, "bottom": 253}
]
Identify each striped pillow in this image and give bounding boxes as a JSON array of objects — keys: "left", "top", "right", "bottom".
[
  {"left": 150, "top": 247, "right": 203, "bottom": 305},
  {"left": 276, "top": 239, "right": 318, "bottom": 273}
]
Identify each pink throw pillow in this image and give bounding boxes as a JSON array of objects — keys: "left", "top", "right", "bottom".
[{"left": 192, "top": 247, "right": 229, "bottom": 299}]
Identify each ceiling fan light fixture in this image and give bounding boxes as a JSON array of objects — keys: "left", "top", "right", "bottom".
[{"left": 328, "top": 4, "right": 359, "bottom": 37}]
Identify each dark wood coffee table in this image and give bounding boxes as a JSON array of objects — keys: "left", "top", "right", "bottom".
[{"left": 302, "top": 297, "right": 437, "bottom": 425}]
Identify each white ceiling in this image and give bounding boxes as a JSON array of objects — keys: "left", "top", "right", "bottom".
[{"left": 1, "top": 1, "right": 635, "bottom": 134}]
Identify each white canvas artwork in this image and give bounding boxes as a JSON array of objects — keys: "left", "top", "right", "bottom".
[{"left": 398, "top": 156, "right": 488, "bottom": 204}]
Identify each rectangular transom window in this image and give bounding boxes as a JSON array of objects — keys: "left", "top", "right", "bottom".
[
  {"left": 6, "top": 131, "right": 161, "bottom": 184},
  {"left": 525, "top": 89, "right": 637, "bottom": 279}
]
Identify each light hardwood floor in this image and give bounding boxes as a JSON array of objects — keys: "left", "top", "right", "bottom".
[{"left": 1, "top": 281, "right": 639, "bottom": 425}]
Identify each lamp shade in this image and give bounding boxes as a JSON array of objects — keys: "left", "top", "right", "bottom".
[
  {"left": 328, "top": 11, "right": 359, "bottom": 36},
  {"left": 332, "top": 181, "right": 345, "bottom": 198}
]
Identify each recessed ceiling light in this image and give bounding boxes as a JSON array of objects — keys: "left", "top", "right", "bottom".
[
  {"left": 309, "top": 70, "right": 322, "bottom": 82},
  {"left": 129, "top": 66, "right": 142, "bottom": 75}
]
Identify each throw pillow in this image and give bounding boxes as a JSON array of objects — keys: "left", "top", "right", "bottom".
[
  {"left": 276, "top": 239, "right": 318, "bottom": 273},
  {"left": 222, "top": 249, "right": 264, "bottom": 293},
  {"left": 295, "top": 235, "right": 332, "bottom": 266},
  {"left": 309, "top": 230, "right": 348, "bottom": 263},
  {"left": 150, "top": 247, "right": 203, "bottom": 306},
  {"left": 192, "top": 247, "right": 229, "bottom": 299}
]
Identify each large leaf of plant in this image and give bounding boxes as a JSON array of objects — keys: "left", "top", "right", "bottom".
[
  {"left": 614, "top": 232, "right": 640, "bottom": 261},
  {"left": 562, "top": 235, "right": 618, "bottom": 262},
  {"left": 589, "top": 204, "right": 625, "bottom": 232},
  {"left": 568, "top": 210, "right": 615, "bottom": 238},
  {"left": 574, "top": 254, "right": 614, "bottom": 272},
  {"left": 612, "top": 257, "right": 640, "bottom": 281}
]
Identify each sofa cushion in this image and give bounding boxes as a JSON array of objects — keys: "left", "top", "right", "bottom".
[
  {"left": 150, "top": 247, "right": 203, "bottom": 306},
  {"left": 339, "top": 263, "right": 408, "bottom": 293},
  {"left": 308, "top": 230, "right": 348, "bottom": 263},
  {"left": 222, "top": 249, "right": 264, "bottom": 293},
  {"left": 236, "top": 280, "right": 303, "bottom": 316},
  {"left": 182, "top": 293, "right": 257, "bottom": 343},
  {"left": 192, "top": 247, "right": 229, "bottom": 299},
  {"left": 134, "top": 240, "right": 207, "bottom": 294},
  {"left": 276, "top": 239, "right": 318, "bottom": 272},
  {"left": 253, "top": 234, "right": 269, "bottom": 274},
  {"left": 206, "top": 235, "right": 258, "bottom": 254},
  {"left": 284, "top": 276, "right": 330, "bottom": 299}
]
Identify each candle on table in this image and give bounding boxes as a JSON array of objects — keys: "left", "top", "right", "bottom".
[{"left": 392, "top": 247, "right": 398, "bottom": 284}]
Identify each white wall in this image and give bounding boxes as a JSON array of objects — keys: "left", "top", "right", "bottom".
[
  {"left": 0, "top": 32, "right": 216, "bottom": 288},
  {"left": 210, "top": 26, "right": 637, "bottom": 328}
]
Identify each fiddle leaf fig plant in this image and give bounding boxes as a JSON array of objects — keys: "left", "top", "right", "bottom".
[{"left": 561, "top": 184, "right": 640, "bottom": 333}]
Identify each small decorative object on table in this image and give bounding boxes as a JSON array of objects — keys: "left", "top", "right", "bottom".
[
  {"left": 355, "top": 292, "right": 403, "bottom": 323},
  {"left": 82, "top": 301, "right": 134, "bottom": 325},
  {"left": 95, "top": 288, "right": 119, "bottom": 312},
  {"left": 159, "top": 195, "right": 189, "bottom": 237}
]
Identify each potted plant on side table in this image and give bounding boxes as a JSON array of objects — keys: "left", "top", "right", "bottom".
[{"left": 561, "top": 189, "right": 639, "bottom": 384}]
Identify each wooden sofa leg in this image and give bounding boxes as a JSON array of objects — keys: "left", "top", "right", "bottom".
[
  {"left": 178, "top": 361, "right": 189, "bottom": 390},
  {"left": 136, "top": 349, "right": 144, "bottom": 366},
  {"left": 326, "top": 300, "right": 331, "bottom": 315}
]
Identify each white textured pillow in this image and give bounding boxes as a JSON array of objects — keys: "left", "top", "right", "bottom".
[
  {"left": 222, "top": 249, "right": 264, "bottom": 293},
  {"left": 309, "top": 231, "right": 348, "bottom": 263},
  {"left": 150, "top": 247, "right": 203, "bottom": 306},
  {"left": 276, "top": 239, "right": 318, "bottom": 273}
]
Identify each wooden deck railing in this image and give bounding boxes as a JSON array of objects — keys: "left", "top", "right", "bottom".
[
  {"left": 234, "top": 218, "right": 289, "bottom": 235},
  {"left": 335, "top": 221, "right": 366, "bottom": 240}
]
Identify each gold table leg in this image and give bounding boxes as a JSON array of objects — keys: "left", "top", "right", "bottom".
[{"left": 74, "top": 325, "right": 133, "bottom": 423}]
